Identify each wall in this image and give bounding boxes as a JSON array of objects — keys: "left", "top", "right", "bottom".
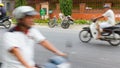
[
  {"left": 35, "top": 2, "right": 120, "bottom": 21},
  {"left": 50, "top": 3, "right": 120, "bottom": 21}
]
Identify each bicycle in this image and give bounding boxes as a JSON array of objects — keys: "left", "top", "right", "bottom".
[
  {"left": 48, "top": 17, "right": 58, "bottom": 28},
  {"left": 48, "top": 16, "right": 74, "bottom": 29}
]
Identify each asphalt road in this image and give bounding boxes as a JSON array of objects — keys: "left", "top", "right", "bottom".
[
  {"left": 35, "top": 26, "right": 120, "bottom": 68},
  {"left": 1, "top": 26, "right": 120, "bottom": 68}
]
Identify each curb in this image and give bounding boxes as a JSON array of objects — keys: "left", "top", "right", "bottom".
[{"left": 34, "top": 24, "right": 89, "bottom": 30}]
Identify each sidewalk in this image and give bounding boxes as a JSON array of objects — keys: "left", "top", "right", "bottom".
[
  {"left": 34, "top": 24, "right": 89, "bottom": 30},
  {"left": 11, "top": 24, "right": 89, "bottom": 30}
]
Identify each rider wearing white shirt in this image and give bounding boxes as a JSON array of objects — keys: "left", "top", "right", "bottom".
[
  {"left": 101, "top": 9, "right": 115, "bottom": 28},
  {"left": 2, "top": 27, "right": 46, "bottom": 68},
  {"left": 1, "top": 6, "right": 66, "bottom": 68},
  {"left": 94, "top": 5, "right": 115, "bottom": 39}
]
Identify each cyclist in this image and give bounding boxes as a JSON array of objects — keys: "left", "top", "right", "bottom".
[
  {"left": 59, "top": 12, "right": 64, "bottom": 21},
  {"left": 1, "top": 6, "right": 66, "bottom": 68}
]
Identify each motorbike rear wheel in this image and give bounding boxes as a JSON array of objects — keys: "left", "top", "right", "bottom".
[
  {"left": 3, "top": 20, "right": 11, "bottom": 29},
  {"left": 79, "top": 30, "right": 92, "bottom": 43},
  {"left": 108, "top": 33, "right": 120, "bottom": 46}
]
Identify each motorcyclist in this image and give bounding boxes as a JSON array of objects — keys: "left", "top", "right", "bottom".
[
  {"left": 0, "top": 3, "right": 6, "bottom": 19},
  {"left": 94, "top": 4, "right": 115, "bottom": 39}
]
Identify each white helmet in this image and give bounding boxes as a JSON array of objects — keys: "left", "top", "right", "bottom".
[
  {"left": 13, "top": 6, "right": 38, "bottom": 19},
  {"left": 103, "top": 4, "right": 111, "bottom": 8}
]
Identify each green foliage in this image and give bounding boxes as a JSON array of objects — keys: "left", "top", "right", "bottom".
[
  {"left": 59, "top": 0, "right": 73, "bottom": 16},
  {"left": 12, "top": 18, "right": 89, "bottom": 25},
  {"left": 34, "top": 19, "right": 49, "bottom": 24},
  {"left": 15, "top": 0, "right": 27, "bottom": 7},
  {"left": 74, "top": 20, "right": 89, "bottom": 24},
  {"left": 34, "top": 19, "right": 90, "bottom": 25},
  {"left": 11, "top": 18, "right": 17, "bottom": 24}
]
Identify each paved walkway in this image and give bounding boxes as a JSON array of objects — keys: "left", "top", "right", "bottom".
[
  {"left": 35, "top": 24, "right": 89, "bottom": 30},
  {"left": 11, "top": 23, "right": 89, "bottom": 30}
]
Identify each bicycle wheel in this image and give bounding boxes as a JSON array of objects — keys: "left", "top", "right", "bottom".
[
  {"left": 3, "top": 20, "right": 11, "bottom": 29},
  {"left": 61, "top": 20, "right": 70, "bottom": 29},
  {"left": 48, "top": 19, "right": 56, "bottom": 28}
]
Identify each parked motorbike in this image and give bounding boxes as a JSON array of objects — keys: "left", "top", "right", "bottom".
[
  {"left": 0, "top": 16, "right": 12, "bottom": 29},
  {"left": 79, "top": 19, "right": 120, "bottom": 46},
  {"left": 61, "top": 16, "right": 74, "bottom": 29}
]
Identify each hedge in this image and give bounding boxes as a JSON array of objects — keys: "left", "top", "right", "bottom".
[{"left": 12, "top": 18, "right": 90, "bottom": 25}]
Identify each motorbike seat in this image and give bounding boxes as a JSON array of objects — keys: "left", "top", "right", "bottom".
[
  {"left": 102, "top": 25, "right": 120, "bottom": 34},
  {"left": 103, "top": 26, "right": 120, "bottom": 30}
]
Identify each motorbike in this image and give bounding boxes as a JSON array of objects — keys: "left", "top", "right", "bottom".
[
  {"left": 0, "top": 16, "right": 12, "bottom": 29},
  {"left": 61, "top": 16, "right": 74, "bottom": 29},
  {"left": 79, "top": 19, "right": 120, "bottom": 46}
]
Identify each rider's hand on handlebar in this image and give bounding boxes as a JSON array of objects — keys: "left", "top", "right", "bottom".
[
  {"left": 27, "top": 67, "right": 37, "bottom": 68},
  {"left": 55, "top": 51, "right": 67, "bottom": 57},
  {"left": 26, "top": 66, "right": 37, "bottom": 68},
  {"left": 92, "top": 18, "right": 97, "bottom": 23}
]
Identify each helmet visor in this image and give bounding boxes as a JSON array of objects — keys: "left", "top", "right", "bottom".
[{"left": 103, "top": 5, "right": 110, "bottom": 8}]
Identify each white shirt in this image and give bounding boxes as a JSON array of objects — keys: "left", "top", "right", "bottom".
[
  {"left": 1, "top": 27, "right": 46, "bottom": 68},
  {"left": 102, "top": 9, "right": 115, "bottom": 25}
]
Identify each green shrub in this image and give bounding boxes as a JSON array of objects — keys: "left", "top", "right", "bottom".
[
  {"left": 12, "top": 18, "right": 90, "bottom": 25},
  {"left": 74, "top": 20, "right": 89, "bottom": 24},
  {"left": 34, "top": 19, "right": 49, "bottom": 24},
  {"left": 11, "top": 18, "right": 17, "bottom": 24}
]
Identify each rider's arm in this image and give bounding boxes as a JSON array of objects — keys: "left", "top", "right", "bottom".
[
  {"left": 10, "top": 47, "right": 35, "bottom": 68},
  {"left": 31, "top": 28, "right": 66, "bottom": 56},
  {"left": 70, "top": 17, "right": 75, "bottom": 21},
  {"left": 95, "top": 16, "right": 104, "bottom": 20},
  {"left": 39, "top": 40, "right": 66, "bottom": 56}
]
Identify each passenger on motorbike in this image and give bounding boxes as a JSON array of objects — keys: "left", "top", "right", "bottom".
[{"left": 94, "top": 4, "right": 115, "bottom": 39}]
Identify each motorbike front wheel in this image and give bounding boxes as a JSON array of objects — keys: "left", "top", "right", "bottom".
[
  {"left": 79, "top": 30, "right": 92, "bottom": 43},
  {"left": 108, "top": 33, "right": 120, "bottom": 46},
  {"left": 3, "top": 20, "right": 11, "bottom": 29}
]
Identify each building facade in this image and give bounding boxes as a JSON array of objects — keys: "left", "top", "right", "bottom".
[
  {"left": 27, "top": 0, "right": 120, "bottom": 20},
  {"left": 1, "top": 0, "right": 120, "bottom": 20}
]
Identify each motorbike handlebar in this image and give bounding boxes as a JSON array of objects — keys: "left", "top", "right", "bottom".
[{"left": 91, "top": 18, "right": 97, "bottom": 23}]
